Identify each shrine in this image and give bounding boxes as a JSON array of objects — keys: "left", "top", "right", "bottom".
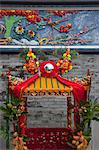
[{"left": 6, "top": 49, "right": 92, "bottom": 150}]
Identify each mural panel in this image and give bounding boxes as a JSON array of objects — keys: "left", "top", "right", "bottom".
[{"left": 0, "top": 9, "right": 99, "bottom": 46}]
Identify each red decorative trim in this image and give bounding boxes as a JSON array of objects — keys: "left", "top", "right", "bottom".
[{"left": 18, "top": 115, "right": 27, "bottom": 136}]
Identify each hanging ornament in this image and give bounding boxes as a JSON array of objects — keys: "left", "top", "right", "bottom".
[
  {"left": 57, "top": 48, "right": 72, "bottom": 74},
  {"left": 23, "top": 48, "right": 39, "bottom": 74}
]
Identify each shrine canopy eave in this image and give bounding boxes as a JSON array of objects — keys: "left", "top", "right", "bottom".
[{"left": 23, "top": 76, "right": 72, "bottom": 95}]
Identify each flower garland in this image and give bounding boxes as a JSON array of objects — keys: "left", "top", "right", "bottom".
[
  {"left": 57, "top": 48, "right": 72, "bottom": 74},
  {"left": 23, "top": 49, "right": 39, "bottom": 74}
]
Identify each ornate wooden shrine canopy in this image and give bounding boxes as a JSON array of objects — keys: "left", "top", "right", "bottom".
[
  {"left": 9, "top": 60, "right": 90, "bottom": 103},
  {"left": 23, "top": 76, "right": 72, "bottom": 94},
  {"left": 8, "top": 59, "right": 91, "bottom": 150}
]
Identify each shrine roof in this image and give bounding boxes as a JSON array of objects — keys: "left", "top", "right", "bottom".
[{"left": 24, "top": 76, "right": 72, "bottom": 94}]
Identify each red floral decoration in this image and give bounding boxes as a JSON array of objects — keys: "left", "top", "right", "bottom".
[
  {"left": 50, "top": 10, "right": 79, "bottom": 16},
  {"left": 28, "top": 30, "right": 35, "bottom": 37},
  {"left": 57, "top": 48, "right": 72, "bottom": 74},
  {"left": 59, "top": 23, "right": 72, "bottom": 33},
  {"left": 40, "top": 61, "right": 59, "bottom": 77},
  {"left": 0, "top": 10, "right": 41, "bottom": 23},
  {"left": 23, "top": 49, "right": 39, "bottom": 74}
]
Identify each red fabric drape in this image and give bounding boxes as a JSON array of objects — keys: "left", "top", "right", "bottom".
[
  {"left": 25, "top": 128, "right": 73, "bottom": 150},
  {"left": 13, "top": 73, "right": 39, "bottom": 98},
  {"left": 18, "top": 115, "right": 27, "bottom": 136},
  {"left": 13, "top": 73, "right": 87, "bottom": 103},
  {"left": 56, "top": 75, "right": 87, "bottom": 103}
]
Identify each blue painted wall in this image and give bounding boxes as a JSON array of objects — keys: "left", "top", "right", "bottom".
[{"left": 0, "top": 10, "right": 99, "bottom": 47}]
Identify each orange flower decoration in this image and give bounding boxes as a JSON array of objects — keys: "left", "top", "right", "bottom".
[
  {"left": 28, "top": 30, "right": 35, "bottom": 37},
  {"left": 15, "top": 26, "right": 24, "bottom": 34},
  {"left": 27, "top": 51, "right": 36, "bottom": 59},
  {"left": 27, "top": 51, "right": 33, "bottom": 57},
  {"left": 72, "top": 131, "right": 88, "bottom": 150}
]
